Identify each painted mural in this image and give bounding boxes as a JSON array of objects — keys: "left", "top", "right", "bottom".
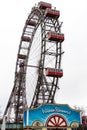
[{"left": 23, "top": 104, "right": 81, "bottom": 128}]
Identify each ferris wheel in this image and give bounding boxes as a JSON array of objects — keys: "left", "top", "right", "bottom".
[{"left": 3, "top": 1, "right": 64, "bottom": 123}]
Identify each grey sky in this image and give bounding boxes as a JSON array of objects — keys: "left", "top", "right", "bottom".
[{"left": 0, "top": 0, "right": 87, "bottom": 115}]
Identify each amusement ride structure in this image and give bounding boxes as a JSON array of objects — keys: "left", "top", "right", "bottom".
[{"left": 3, "top": 1, "right": 64, "bottom": 124}]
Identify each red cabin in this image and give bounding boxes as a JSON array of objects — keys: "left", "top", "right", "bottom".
[
  {"left": 82, "top": 116, "right": 87, "bottom": 125},
  {"left": 45, "top": 68, "right": 63, "bottom": 78},
  {"left": 48, "top": 31, "right": 64, "bottom": 42},
  {"left": 18, "top": 54, "right": 27, "bottom": 59},
  {"left": 22, "top": 36, "right": 31, "bottom": 42},
  {"left": 38, "top": 1, "right": 51, "bottom": 9},
  {"left": 45, "top": 8, "right": 60, "bottom": 19},
  {"left": 26, "top": 20, "right": 36, "bottom": 27}
]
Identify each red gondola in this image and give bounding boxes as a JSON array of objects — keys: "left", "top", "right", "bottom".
[
  {"left": 45, "top": 8, "right": 60, "bottom": 19},
  {"left": 45, "top": 68, "right": 63, "bottom": 77},
  {"left": 22, "top": 36, "right": 31, "bottom": 42},
  {"left": 26, "top": 20, "right": 36, "bottom": 26},
  {"left": 38, "top": 1, "right": 51, "bottom": 9},
  {"left": 18, "top": 54, "right": 27, "bottom": 59},
  {"left": 48, "top": 31, "right": 64, "bottom": 42}
]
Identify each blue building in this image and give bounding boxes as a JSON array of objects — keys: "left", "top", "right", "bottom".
[{"left": 23, "top": 103, "right": 81, "bottom": 130}]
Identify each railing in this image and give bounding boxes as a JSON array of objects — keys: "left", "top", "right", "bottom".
[{"left": 0, "top": 123, "right": 23, "bottom": 130}]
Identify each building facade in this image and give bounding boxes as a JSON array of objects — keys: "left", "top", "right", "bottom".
[{"left": 23, "top": 104, "right": 81, "bottom": 130}]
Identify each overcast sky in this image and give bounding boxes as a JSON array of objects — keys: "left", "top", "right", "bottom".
[{"left": 0, "top": 0, "right": 87, "bottom": 116}]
